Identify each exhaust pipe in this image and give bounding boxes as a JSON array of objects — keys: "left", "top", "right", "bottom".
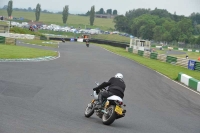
[{"left": 101, "top": 110, "right": 108, "bottom": 114}]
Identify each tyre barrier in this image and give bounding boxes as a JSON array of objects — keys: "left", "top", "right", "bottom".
[
  {"left": 150, "top": 53, "right": 158, "bottom": 60},
  {"left": 195, "top": 62, "right": 200, "bottom": 72},
  {"left": 138, "top": 50, "right": 144, "bottom": 56},
  {"left": 166, "top": 56, "right": 177, "bottom": 64}
]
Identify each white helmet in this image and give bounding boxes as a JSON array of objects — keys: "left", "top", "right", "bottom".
[{"left": 115, "top": 73, "right": 123, "bottom": 79}]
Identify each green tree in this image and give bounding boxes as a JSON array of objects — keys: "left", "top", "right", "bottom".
[
  {"left": 170, "top": 26, "right": 181, "bottom": 42},
  {"left": 139, "top": 20, "right": 156, "bottom": 40},
  {"left": 125, "top": 8, "right": 150, "bottom": 21},
  {"left": 7, "top": 0, "right": 13, "bottom": 17},
  {"left": 189, "top": 36, "right": 197, "bottom": 48},
  {"left": 162, "top": 31, "right": 172, "bottom": 43},
  {"left": 131, "top": 14, "right": 158, "bottom": 38},
  {"left": 150, "top": 8, "right": 171, "bottom": 18},
  {"left": 196, "top": 36, "right": 200, "bottom": 45},
  {"left": 99, "top": 8, "right": 104, "bottom": 14},
  {"left": 113, "top": 10, "right": 117, "bottom": 15},
  {"left": 107, "top": 9, "right": 112, "bottom": 14},
  {"left": 62, "top": 5, "right": 69, "bottom": 24},
  {"left": 35, "top": 3, "right": 41, "bottom": 21},
  {"left": 178, "top": 18, "right": 193, "bottom": 41},
  {"left": 113, "top": 15, "right": 128, "bottom": 32},
  {"left": 85, "top": 10, "right": 90, "bottom": 16},
  {"left": 193, "top": 21, "right": 199, "bottom": 35},
  {"left": 90, "top": 5, "right": 95, "bottom": 26},
  {"left": 28, "top": 7, "right": 32, "bottom": 12},
  {"left": 162, "top": 20, "right": 175, "bottom": 31},
  {"left": 190, "top": 12, "right": 200, "bottom": 24}
]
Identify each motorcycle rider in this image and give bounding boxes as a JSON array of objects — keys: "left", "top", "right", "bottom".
[
  {"left": 86, "top": 39, "right": 89, "bottom": 47},
  {"left": 93, "top": 73, "right": 126, "bottom": 108}
]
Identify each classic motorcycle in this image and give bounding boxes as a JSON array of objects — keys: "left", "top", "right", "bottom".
[
  {"left": 61, "top": 38, "right": 65, "bottom": 43},
  {"left": 84, "top": 82, "right": 126, "bottom": 125},
  {"left": 86, "top": 42, "right": 89, "bottom": 47}
]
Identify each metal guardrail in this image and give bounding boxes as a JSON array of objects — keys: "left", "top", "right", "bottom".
[{"left": 49, "top": 37, "right": 129, "bottom": 48}]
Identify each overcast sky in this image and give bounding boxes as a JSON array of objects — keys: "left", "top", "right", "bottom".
[{"left": 1, "top": 0, "right": 200, "bottom": 16}]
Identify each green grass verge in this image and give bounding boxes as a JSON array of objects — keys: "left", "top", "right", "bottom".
[
  {"left": 96, "top": 44, "right": 200, "bottom": 80},
  {"left": 19, "top": 39, "right": 59, "bottom": 48},
  {"left": 0, "top": 44, "right": 57, "bottom": 59},
  {"left": 0, "top": 10, "right": 114, "bottom": 31}
]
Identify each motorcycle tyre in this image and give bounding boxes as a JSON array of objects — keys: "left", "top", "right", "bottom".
[
  {"left": 102, "top": 105, "right": 116, "bottom": 125},
  {"left": 84, "top": 103, "right": 94, "bottom": 118}
]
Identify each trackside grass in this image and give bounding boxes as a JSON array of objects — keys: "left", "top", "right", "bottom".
[
  {"left": 0, "top": 44, "right": 57, "bottom": 59},
  {"left": 96, "top": 44, "right": 200, "bottom": 80},
  {"left": 0, "top": 10, "right": 114, "bottom": 31}
]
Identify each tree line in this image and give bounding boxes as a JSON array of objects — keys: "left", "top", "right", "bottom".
[
  {"left": 5, "top": 0, "right": 95, "bottom": 25},
  {"left": 86, "top": 8, "right": 117, "bottom": 15},
  {"left": 114, "top": 8, "right": 200, "bottom": 46},
  {"left": 2, "top": 5, "right": 54, "bottom": 14}
]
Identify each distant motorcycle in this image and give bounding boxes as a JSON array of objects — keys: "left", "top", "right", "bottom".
[
  {"left": 84, "top": 82, "right": 126, "bottom": 125},
  {"left": 61, "top": 38, "right": 65, "bottom": 43},
  {"left": 86, "top": 40, "right": 89, "bottom": 47}
]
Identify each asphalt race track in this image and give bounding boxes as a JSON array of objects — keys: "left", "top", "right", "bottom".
[{"left": 0, "top": 42, "right": 200, "bottom": 133}]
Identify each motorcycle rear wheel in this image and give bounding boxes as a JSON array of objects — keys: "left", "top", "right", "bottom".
[
  {"left": 84, "top": 103, "right": 94, "bottom": 118},
  {"left": 102, "top": 105, "right": 116, "bottom": 125}
]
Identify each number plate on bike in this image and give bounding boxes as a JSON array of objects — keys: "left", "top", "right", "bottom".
[{"left": 115, "top": 105, "right": 123, "bottom": 115}]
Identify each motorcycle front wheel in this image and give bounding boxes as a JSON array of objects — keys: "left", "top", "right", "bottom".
[
  {"left": 84, "top": 102, "right": 94, "bottom": 118},
  {"left": 102, "top": 105, "right": 116, "bottom": 125}
]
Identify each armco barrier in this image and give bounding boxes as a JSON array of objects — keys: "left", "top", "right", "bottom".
[
  {"left": 49, "top": 37, "right": 129, "bottom": 48},
  {"left": 89, "top": 38, "right": 129, "bottom": 48},
  {"left": 178, "top": 72, "right": 200, "bottom": 92}
]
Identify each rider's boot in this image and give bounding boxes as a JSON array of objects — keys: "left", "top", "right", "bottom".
[{"left": 95, "top": 93, "right": 103, "bottom": 109}]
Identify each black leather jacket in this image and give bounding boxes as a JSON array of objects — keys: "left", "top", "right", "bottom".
[{"left": 93, "top": 77, "right": 126, "bottom": 99}]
